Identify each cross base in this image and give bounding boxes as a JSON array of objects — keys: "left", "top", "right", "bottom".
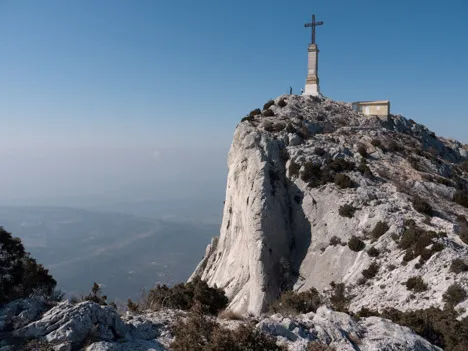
[{"left": 304, "top": 83, "right": 320, "bottom": 96}]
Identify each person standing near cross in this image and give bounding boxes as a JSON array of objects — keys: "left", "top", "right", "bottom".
[{"left": 303, "top": 14, "right": 324, "bottom": 96}]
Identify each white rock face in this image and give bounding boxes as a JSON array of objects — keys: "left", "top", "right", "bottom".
[{"left": 192, "top": 94, "right": 468, "bottom": 316}]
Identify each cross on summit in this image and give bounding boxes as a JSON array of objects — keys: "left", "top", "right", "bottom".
[
  {"left": 303, "top": 14, "right": 324, "bottom": 96},
  {"left": 304, "top": 14, "right": 324, "bottom": 45}
]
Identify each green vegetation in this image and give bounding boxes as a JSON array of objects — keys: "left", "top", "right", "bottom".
[
  {"left": 357, "top": 144, "right": 368, "bottom": 157},
  {"left": 329, "top": 282, "right": 350, "bottom": 313},
  {"left": 405, "top": 276, "right": 428, "bottom": 292},
  {"left": 367, "top": 246, "right": 380, "bottom": 257},
  {"left": 270, "top": 288, "right": 322, "bottom": 315},
  {"left": 171, "top": 313, "right": 284, "bottom": 351},
  {"left": 450, "top": 258, "right": 468, "bottom": 274},
  {"left": 263, "top": 100, "right": 275, "bottom": 110},
  {"left": 443, "top": 284, "right": 467, "bottom": 307},
  {"left": 262, "top": 109, "right": 275, "bottom": 117},
  {"left": 453, "top": 190, "right": 468, "bottom": 208},
  {"left": 144, "top": 277, "right": 228, "bottom": 315},
  {"left": 329, "top": 236, "right": 342, "bottom": 246},
  {"left": 398, "top": 222, "right": 444, "bottom": 264},
  {"left": 277, "top": 99, "right": 287, "bottom": 107},
  {"left": 84, "top": 282, "right": 108, "bottom": 306},
  {"left": 371, "top": 221, "right": 389, "bottom": 239},
  {"left": 355, "top": 307, "right": 468, "bottom": 351},
  {"left": 361, "top": 262, "right": 379, "bottom": 280},
  {"left": 348, "top": 236, "right": 365, "bottom": 252},
  {"left": 339, "top": 204, "right": 356, "bottom": 218},
  {"left": 0, "top": 227, "right": 56, "bottom": 305},
  {"left": 334, "top": 174, "right": 353, "bottom": 189},
  {"left": 412, "top": 195, "right": 433, "bottom": 216}
]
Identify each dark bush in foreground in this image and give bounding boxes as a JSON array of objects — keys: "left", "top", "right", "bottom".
[
  {"left": 355, "top": 307, "right": 468, "bottom": 350},
  {"left": 329, "top": 236, "right": 342, "bottom": 246},
  {"left": 84, "top": 282, "right": 108, "bottom": 306},
  {"left": 450, "top": 259, "right": 468, "bottom": 274},
  {"left": 262, "top": 109, "right": 275, "bottom": 117},
  {"left": 371, "top": 139, "right": 381, "bottom": 147},
  {"left": 270, "top": 288, "right": 322, "bottom": 315},
  {"left": 307, "top": 343, "right": 335, "bottom": 351},
  {"left": 171, "top": 313, "right": 284, "bottom": 351},
  {"left": 398, "top": 223, "right": 443, "bottom": 264},
  {"left": 288, "top": 160, "right": 301, "bottom": 178},
  {"left": 334, "top": 174, "right": 353, "bottom": 189},
  {"left": 443, "top": 284, "right": 467, "bottom": 307},
  {"left": 248, "top": 108, "right": 261, "bottom": 117},
  {"left": 412, "top": 195, "right": 433, "bottom": 216},
  {"left": 339, "top": 204, "right": 356, "bottom": 218},
  {"left": 145, "top": 277, "right": 228, "bottom": 315},
  {"left": 371, "top": 221, "right": 389, "bottom": 239},
  {"left": 0, "top": 227, "right": 56, "bottom": 305},
  {"left": 405, "top": 276, "right": 428, "bottom": 292},
  {"left": 453, "top": 190, "right": 468, "bottom": 208},
  {"left": 263, "top": 100, "right": 275, "bottom": 110},
  {"left": 330, "top": 283, "right": 349, "bottom": 313},
  {"left": 348, "top": 236, "right": 365, "bottom": 252},
  {"left": 367, "top": 246, "right": 379, "bottom": 257},
  {"left": 357, "top": 144, "right": 368, "bottom": 157}
]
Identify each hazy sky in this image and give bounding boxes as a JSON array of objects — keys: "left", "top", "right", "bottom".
[{"left": 0, "top": 0, "right": 467, "bottom": 206}]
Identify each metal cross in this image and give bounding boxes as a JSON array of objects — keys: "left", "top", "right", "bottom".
[{"left": 304, "top": 14, "right": 324, "bottom": 45}]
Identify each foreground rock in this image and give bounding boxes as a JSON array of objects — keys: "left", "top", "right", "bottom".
[
  {"left": 0, "top": 300, "right": 441, "bottom": 350},
  {"left": 192, "top": 94, "right": 468, "bottom": 316}
]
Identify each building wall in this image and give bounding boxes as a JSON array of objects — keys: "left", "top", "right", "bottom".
[{"left": 352, "top": 103, "right": 389, "bottom": 116}]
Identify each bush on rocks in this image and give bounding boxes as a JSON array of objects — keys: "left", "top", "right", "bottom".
[
  {"left": 361, "top": 262, "right": 379, "bottom": 280},
  {"left": 277, "top": 99, "right": 287, "bottom": 107},
  {"left": 367, "top": 246, "right": 380, "bottom": 257},
  {"left": 453, "top": 190, "right": 468, "bottom": 208},
  {"left": 289, "top": 161, "right": 301, "bottom": 178},
  {"left": 405, "top": 276, "right": 428, "bottom": 292},
  {"left": 171, "top": 313, "right": 283, "bottom": 351},
  {"left": 249, "top": 108, "right": 261, "bottom": 117},
  {"left": 262, "top": 109, "right": 275, "bottom": 117},
  {"left": 144, "top": 277, "right": 228, "bottom": 315},
  {"left": 443, "top": 284, "right": 467, "bottom": 307},
  {"left": 371, "top": 221, "right": 389, "bottom": 239},
  {"left": 348, "top": 236, "right": 365, "bottom": 252},
  {"left": 450, "top": 258, "right": 468, "bottom": 274},
  {"left": 339, "top": 204, "right": 356, "bottom": 218},
  {"left": 263, "top": 100, "right": 275, "bottom": 110},
  {"left": 357, "top": 144, "right": 368, "bottom": 157},
  {"left": 412, "top": 195, "right": 433, "bottom": 216},
  {"left": 329, "top": 236, "right": 342, "bottom": 246},
  {"left": 334, "top": 174, "right": 353, "bottom": 189},
  {"left": 270, "top": 288, "right": 322, "bottom": 315}
]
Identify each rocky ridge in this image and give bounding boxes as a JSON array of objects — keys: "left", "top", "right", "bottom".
[
  {"left": 0, "top": 298, "right": 441, "bottom": 350},
  {"left": 191, "top": 94, "right": 468, "bottom": 316}
]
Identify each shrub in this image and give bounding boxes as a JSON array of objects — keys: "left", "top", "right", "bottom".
[
  {"left": 371, "top": 139, "right": 381, "bottom": 147},
  {"left": 367, "top": 246, "right": 380, "bottom": 257},
  {"left": 357, "top": 144, "right": 368, "bottom": 157},
  {"left": 329, "top": 236, "right": 342, "bottom": 246},
  {"left": 460, "top": 160, "right": 468, "bottom": 173},
  {"left": 412, "top": 195, "right": 433, "bottom": 216},
  {"left": 443, "top": 284, "right": 467, "bottom": 306},
  {"left": 456, "top": 215, "right": 468, "bottom": 244},
  {"left": 218, "top": 310, "right": 243, "bottom": 320},
  {"left": 145, "top": 277, "right": 228, "bottom": 315},
  {"left": 453, "top": 190, "right": 468, "bottom": 208},
  {"left": 357, "top": 161, "right": 373, "bottom": 178},
  {"left": 450, "top": 259, "right": 468, "bottom": 274},
  {"left": 171, "top": 313, "right": 283, "bottom": 351},
  {"left": 262, "top": 109, "right": 275, "bottom": 117},
  {"left": 127, "top": 298, "right": 139, "bottom": 313},
  {"left": 339, "top": 204, "right": 356, "bottom": 218},
  {"left": 301, "top": 162, "right": 322, "bottom": 186},
  {"left": 361, "top": 262, "right": 379, "bottom": 279},
  {"left": 286, "top": 123, "right": 296, "bottom": 134},
  {"left": 306, "top": 343, "right": 335, "bottom": 351},
  {"left": 405, "top": 276, "right": 428, "bottom": 292},
  {"left": 356, "top": 307, "right": 468, "bottom": 350},
  {"left": 334, "top": 174, "right": 353, "bottom": 189},
  {"left": 348, "top": 236, "right": 365, "bottom": 252},
  {"left": 263, "top": 100, "right": 275, "bottom": 110},
  {"left": 277, "top": 99, "right": 287, "bottom": 107},
  {"left": 328, "top": 158, "right": 355, "bottom": 172},
  {"left": 248, "top": 108, "right": 261, "bottom": 117},
  {"left": 386, "top": 140, "right": 400, "bottom": 152},
  {"left": 314, "top": 147, "right": 326, "bottom": 156},
  {"left": 330, "top": 283, "right": 349, "bottom": 313},
  {"left": 0, "top": 227, "right": 56, "bottom": 305},
  {"left": 288, "top": 161, "right": 301, "bottom": 178},
  {"left": 270, "top": 288, "right": 322, "bottom": 315},
  {"left": 84, "top": 282, "right": 108, "bottom": 306},
  {"left": 241, "top": 116, "right": 253, "bottom": 123},
  {"left": 371, "top": 221, "right": 389, "bottom": 239}
]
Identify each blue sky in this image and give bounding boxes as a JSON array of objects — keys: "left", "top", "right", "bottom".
[{"left": 0, "top": 0, "right": 467, "bottom": 206}]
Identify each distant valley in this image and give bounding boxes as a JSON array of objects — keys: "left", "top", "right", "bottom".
[{"left": 0, "top": 206, "right": 218, "bottom": 303}]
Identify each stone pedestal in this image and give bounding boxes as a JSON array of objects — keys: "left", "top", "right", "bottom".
[{"left": 304, "top": 44, "right": 320, "bottom": 96}]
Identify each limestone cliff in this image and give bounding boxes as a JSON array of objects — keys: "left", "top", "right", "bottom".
[{"left": 192, "top": 94, "right": 468, "bottom": 316}]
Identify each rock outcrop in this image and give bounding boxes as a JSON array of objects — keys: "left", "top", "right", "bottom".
[
  {"left": 0, "top": 299, "right": 442, "bottom": 350},
  {"left": 192, "top": 94, "right": 468, "bottom": 316}
]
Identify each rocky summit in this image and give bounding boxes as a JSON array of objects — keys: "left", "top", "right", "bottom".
[
  {"left": 192, "top": 94, "right": 468, "bottom": 316},
  {"left": 1, "top": 95, "right": 468, "bottom": 350}
]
